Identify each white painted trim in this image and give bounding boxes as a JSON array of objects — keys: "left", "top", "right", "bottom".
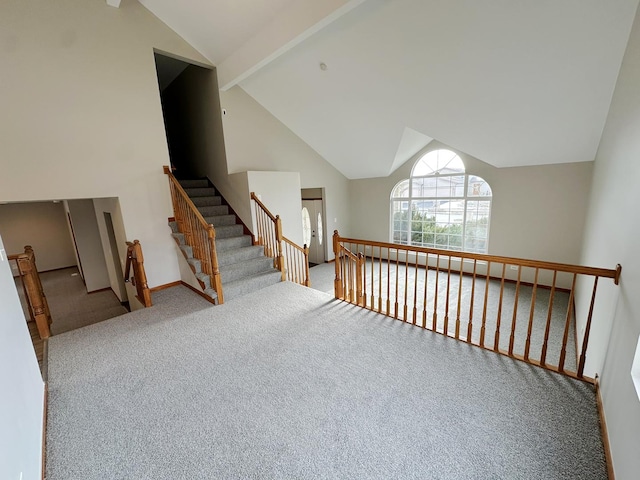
[{"left": 106, "top": 0, "right": 121, "bottom": 8}]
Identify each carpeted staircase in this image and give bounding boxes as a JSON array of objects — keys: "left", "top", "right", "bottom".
[{"left": 170, "top": 178, "right": 282, "bottom": 303}]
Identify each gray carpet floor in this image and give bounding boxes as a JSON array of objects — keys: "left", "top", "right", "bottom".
[
  {"left": 27, "top": 267, "right": 129, "bottom": 335},
  {"left": 311, "top": 262, "right": 576, "bottom": 372},
  {"left": 46, "top": 282, "right": 606, "bottom": 479}
]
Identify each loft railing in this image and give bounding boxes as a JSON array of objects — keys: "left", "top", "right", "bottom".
[
  {"left": 124, "top": 240, "right": 152, "bottom": 308},
  {"left": 251, "top": 192, "right": 310, "bottom": 287},
  {"left": 333, "top": 231, "right": 621, "bottom": 381},
  {"left": 164, "top": 166, "right": 224, "bottom": 304},
  {"left": 9, "top": 245, "right": 52, "bottom": 339}
]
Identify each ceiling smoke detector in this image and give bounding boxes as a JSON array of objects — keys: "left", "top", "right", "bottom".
[{"left": 319, "top": 62, "right": 327, "bottom": 71}]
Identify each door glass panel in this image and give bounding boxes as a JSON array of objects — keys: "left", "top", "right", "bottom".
[
  {"left": 317, "top": 212, "right": 323, "bottom": 246},
  {"left": 302, "top": 207, "right": 311, "bottom": 246}
]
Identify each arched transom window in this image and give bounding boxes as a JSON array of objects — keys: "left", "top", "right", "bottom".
[{"left": 390, "top": 149, "right": 492, "bottom": 253}]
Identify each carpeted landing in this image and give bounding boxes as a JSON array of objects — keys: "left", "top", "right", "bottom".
[{"left": 46, "top": 282, "right": 607, "bottom": 479}]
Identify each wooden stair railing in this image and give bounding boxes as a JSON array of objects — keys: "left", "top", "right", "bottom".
[
  {"left": 333, "top": 231, "right": 621, "bottom": 382},
  {"left": 251, "top": 192, "right": 310, "bottom": 287},
  {"left": 9, "top": 245, "right": 52, "bottom": 339},
  {"left": 164, "top": 166, "right": 224, "bottom": 304},
  {"left": 124, "top": 240, "right": 152, "bottom": 308}
]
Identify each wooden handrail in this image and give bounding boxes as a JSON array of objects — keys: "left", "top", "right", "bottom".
[
  {"left": 164, "top": 166, "right": 224, "bottom": 304},
  {"left": 251, "top": 192, "right": 310, "bottom": 287},
  {"left": 332, "top": 231, "right": 621, "bottom": 382},
  {"left": 9, "top": 245, "right": 52, "bottom": 339},
  {"left": 124, "top": 240, "right": 152, "bottom": 307},
  {"left": 336, "top": 235, "right": 621, "bottom": 284}
]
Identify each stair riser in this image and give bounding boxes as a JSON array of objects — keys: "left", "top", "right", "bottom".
[
  {"left": 222, "top": 271, "right": 282, "bottom": 302},
  {"left": 214, "top": 225, "right": 244, "bottom": 239},
  {"left": 203, "top": 215, "right": 237, "bottom": 227},
  {"left": 216, "top": 236, "right": 253, "bottom": 252},
  {"left": 184, "top": 187, "right": 217, "bottom": 197},
  {"left": 218, "top": 246, "right": 265, "bottom": 267},
  {"left": 220, "top": 257, "right": 275, "bottom": 284},
  {"left": 198, "top": 205, "right": 228, "bottom": 217},
  {"left": 192, "top": 197, "right": 222, "bottom": 207},
  {"left": 178, "top": 179, "right": 209, "bottom": 189}
]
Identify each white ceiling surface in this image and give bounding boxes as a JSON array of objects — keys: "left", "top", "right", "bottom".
[
  {"left": 139, "top": 0, "right": 639, "bottom": 179},
  {"left": 239, "top": 0, "right": 639, "bottom": 178}
]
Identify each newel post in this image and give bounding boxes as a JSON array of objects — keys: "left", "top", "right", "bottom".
[
  {"left": 16, "top": 255, "right": 50, "bottom": 339},
  {"left": 275, "top": 215, "right": 286, "bottom": 281},
  {"left": 333, "top": 230, "right": 343, "bottom": 299},
  {"left": 303, "top": 244, "right": 311, "bottom": 287},
  {"left": 208, "top": 226, "right": 224, "bottom": 305}
]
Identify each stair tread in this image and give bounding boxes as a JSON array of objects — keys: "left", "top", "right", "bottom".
[{"left": 184, "top": 187, "right": 217, "bottom": 197}]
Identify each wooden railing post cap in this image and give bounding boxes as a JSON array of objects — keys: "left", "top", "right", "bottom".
[
  {"left": 163, "top": 165, "right": 171, "bottom": 174},
  {"left": 615, "top": 264, "right": 622, "bottom": 285}
]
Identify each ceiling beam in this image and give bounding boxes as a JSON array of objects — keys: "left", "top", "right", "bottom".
[
  {"left": 217, "top": 0, "right": 367, "bottom": 91},
  {"left": 106, "top": 0, "right": 122, "bottom": 8}
]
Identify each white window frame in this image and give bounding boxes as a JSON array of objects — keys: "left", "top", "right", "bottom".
[{"left": 390, "top": 150, "right": 492, "bottom": 254}]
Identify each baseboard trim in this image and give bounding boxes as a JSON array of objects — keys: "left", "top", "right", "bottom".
[
  {"left": 595, "top": 377, "right": 615, "bottom": 479},
  {"left": 42, "top": 382, "right": 48, "bottom": 480},
  {"left": 180, "top": 281, "right": 217, "bottom": 305},
  {"left": 150, "top": 281, "right": 181, "bottom": 292}
]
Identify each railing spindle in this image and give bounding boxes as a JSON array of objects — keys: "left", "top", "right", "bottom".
[
  {"left": 494, "top": 263, "right": 507, "bottom": 351},
  {"left": 558, "top": 274, "right": 578, "bottom": 372},
  {"left": 508, "top": 266, "right": 523, "bottom": 356},
  {"left": 577, "top": 276, "right": 599, "bottom": 378},
  {"left": 524, "top": 268, "right": 540, "bottom": 361},
  {"left": 467, "top": 259, "right": 477, "bottom": 343}
]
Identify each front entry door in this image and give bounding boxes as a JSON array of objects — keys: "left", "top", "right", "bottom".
[{"left": 302, "top": 200, "right": 325, "bottom": 265}]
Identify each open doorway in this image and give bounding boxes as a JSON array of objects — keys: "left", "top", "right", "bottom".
[
  {"left": 154, "top": 52, "right": 218, "bottom": 178},
  {"left": 301, "top": 188, "right": 327, "bottom": 266}
]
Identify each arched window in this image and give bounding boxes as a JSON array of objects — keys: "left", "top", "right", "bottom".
[{"left": 390, "top": 149, "right": 492, "bottom": 253}]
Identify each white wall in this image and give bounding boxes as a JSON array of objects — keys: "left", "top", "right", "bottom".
[
  {"left": 0, "top": 202, "right": 76, "bottom": 273},
  {"left": 67, "top": 199, "right": 111, "bottom": 292},
  {"left": 349, "top": 141, "right": 593, "bottom": 265},
  {"left": 0, "top": 234, "right": 45, "bottom": 480},
  {"left": 247, "top": 171, "right": 303, "bottom": 246},
  {"left": 578, "top": 4, "right": 640, "bottom": 477},
  {"left": 0, "top": 0, "right": 211, "bottom": 289},
  {"left": 93, "top": 198, "right": 129, "bottom": 302},
  {"left": 220, "top": 86, "right": 351, "bottom": 259}
]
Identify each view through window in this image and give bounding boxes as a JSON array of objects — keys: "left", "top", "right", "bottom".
[{"left": 390, "top": 149, "right": 492, "bottom": 253}]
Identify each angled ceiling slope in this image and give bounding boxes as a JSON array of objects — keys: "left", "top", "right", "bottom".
[{"left": 139, "top": 0, "right": 639, "bottom": 179}]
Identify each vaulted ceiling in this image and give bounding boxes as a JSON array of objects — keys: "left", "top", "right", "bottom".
[{"left": 137, "top": 0, "right": 639, "bottom": 179}]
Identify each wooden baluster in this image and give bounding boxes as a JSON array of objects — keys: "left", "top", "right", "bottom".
[
  {"left": 524, "top": 268, "right": 540, "bottom": 360},
  {"left": 508, "top": 266, "right": 522, "bottom": 356},
  {"left": 455, "top": 258, "right": 463, "bottom": 339},
  {"left": 480, "top": 261, "right": 491, "bottom": 347},
  {"left": 467, "top": 259, "right": 477, "bottom": 343},
  {"left": 493, "top": 264, "right": 507, "bottom": 351},
  {"left": 394, "top": 248, "right": 399, "bottom": 319},
  {"left": 386, "top": 247, "right": 391, "bottom": 316},
  {"left": 133, "top": 240, "right": 152, "bottom": 307},
  {"left": 540, "top": 271, "right": 557, "bottom": 366},
  {"left": 412, "top": 252, "right": 419, "bottom": 325},
  {"left": 403, "top": 249, "right": 409, "bottom": 321},
  {"left": 432, "top": 254, "right": 440, "bottom": 331},
  {"left": 333, "top": 231, "right": 343, "bottom": 299},
  {"left": 577, "top": 276, "right": 599, "bottom": 378},
  {"left": 362, "top": 247, "right": 367, "bottom": 308},
  {"left": 444, "top": 256, "right": 452, "bottom": 335},
  {"left": 558, "top": 274, "right": 578, "bottom": 373},
  {"left": 357, "top": 252, "right": 365, "bottom": 306},
  {"left": 371, "top": 245, "right": 376, "bottom": 309},
  {"left": 377, "top": 246, "right": 383, "bottom": 313},
  {"left": 422, "top": 253, "right": 429, "bottom": 329}
]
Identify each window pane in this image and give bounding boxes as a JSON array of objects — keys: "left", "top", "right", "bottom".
[
  {"left": 301, "top": 208, "right": 311, "bottom": 246},
  {"left": 391, "top": 179, "right": 410, "bottom": 198},
  {"left": 411, "top": 177, "right": 438, "bottom": 197},
  {"left": 436, "top": 175, "right": 465, "bottom": 197},
  {"left": 413, "top": 149, "right": 465, "bottom": 176},
  {"left": 467, "top": 175, "right": 492, "bottom": 197}
]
